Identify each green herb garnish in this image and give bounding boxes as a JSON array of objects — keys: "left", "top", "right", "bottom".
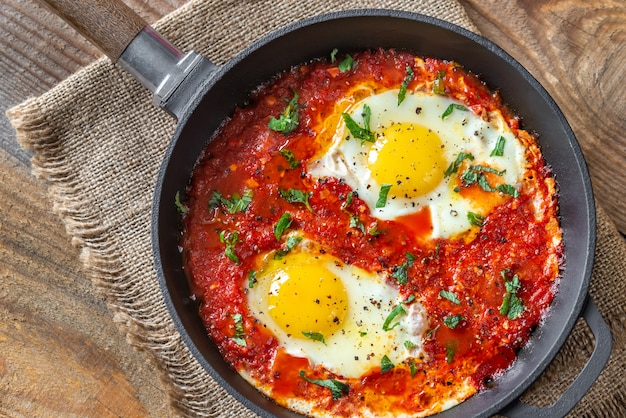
[
  {"left": 349, "top": 214, "right": 366, "bottom": 234},
  {"left": 175, "top": 191, "right": 187, "bottom": 214},
  {"left": 219, "top": 230, "right": 241, "bottom": 263},
  {"left": 409, "top": 359, "right": 418, "bottom": 378},
  {"left": 383, "top": 304, "right": 407, "bottom": 331},
  {"left": 367, "top": 221, "right": 384, "bottom": 236},
  {"left": 268, "top": 90, "right": 300, "bottom": 134},
  {"left": 274, "top": 213, "right": 293, "bottom": 241},
  {"left": 441, "top": 103, "right": 469, "bottom": 120},
  {"left": 274, "top": 236, "right": 303, "bottom": 260},
  {"left": 248, "top": 270, "right": 257, "bottom": 288},
  {"left": 439, "top": 290, "right": 461, "bottom": 305},
  {"left": 433, "top": 70, "right": 446, "bottom": 95},
  {"left": 500, "top": 271, "right": 524, "bottom": 319},
  {"left": 279, "top": 148, "right": 300, "bottom": 169},
  {"left": 342, "top": 104, "right": 375, "bottom": 144},
  {"left": 381, "top": 355, "right": 395, "bottom": 373},
  {"left": 496, "top": 183, "right": 520, "bottom": 198},
  {"left": 338, "top": 54, "right": 355, "bottom": 72},
  {"left": 391, "top": 252, "right": 415, "bottom": 285},
  {"left": 446, "top": 341, "right": 457, "bottom": 364},
  {"left": 299, "top": 371, "right": 350, "bottom": 400},
  {"left": 460, "top": 165, "right": 506, "bottom": 193},
  {"left": 404, "top": 340, "right": 419, "bottom": 350},
  {"left": 443, "top": 314, "right": 465, "bottom": 329},
  {"left": 302, "top": 331, "right": 326, "bottom": 345},
  {"left": 490, "top": 135, "right": 506, "bottom": 157},
  {"left": 231, "top": 313, "right": 246, "bottom": 346},
  {"left": 330, "top": 48, "right": 339, "bottom": 63},
  {"left": 444, "top": 152, "right": 475, "bottom": 177},
  {"left": 376, "top": 184, "right": 392, "bottom": 208},
  {"left": 209, "top": 189, "right": 253, "bottom": 214},
  {"left": 467, "top": 211, "right": 485, "bottom": 227},
  {"left": 279, "top": 188, "right": 313, "bottom": 212},
  {"left": 398, "top": 66, "right": 415, "bottom": 105}
]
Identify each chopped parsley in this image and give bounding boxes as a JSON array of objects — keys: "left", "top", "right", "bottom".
[
  {"left": 376, "top": 184, "right": 392, "bottom": 208},
  {"left": 444, "top": 152, "right": 475, "bottom": 177},
  {"left": 299, "top": 371, "right": 350, "bottom": 400},
  {"left": 381, "top": 355, "right": 395, "bottom": 374},
  {"left": 349, "top": 213, "right": 366, "bottom": 234},
  {"left": 247, "top": 270, "right": 257, "bottom": 288},
  {"left": 209, "top": 189, "right": 253, "bottom": 214},
  {"left": 496, "top": 183, "right": 520, "bottom": 198},
  {"left": 342, "top": 104, "right": 375, "bottom": 144},
  {"left": 231, "top": 313, "right": 246, "bottom": 347},
  {"left": 433, "top": 70, "right": 446, "bottom": 95},
  {"left": 490, "top": 135, "right": 506, "bottom": 157},
  {"left": 338, "top": 54, "right": 355, "bottom": 72},
  {"left": 175, "top": 191, "right": 187, "bottom": 214},
  {"left": 460, "top": 165, "right": 519, "bottom": 197},
  {"left": 500, "top": 270, "right": 524, "bottom": 319},
  {"left": 441, "top": 103, "right": 469, "bottom": 120},
  {"left": 391, "top": 252, "right": 415, "bottom": 285},
  {"left": 409, "top": 359, "right": 418, "bottom": 378},
  {"left": 302, "top": 331, "right": 326, "bottom": 345},
  {"left": 268, "top": 90, "right": 300, "bottom": 134},
  {"left": 383, "top": 304, "right": 407, "bottom": 331},
  {"left": 274, "top": 236, "right": 302, "bottom": 260},
  {"left": 446, "top": 341, "right": 457, "bottom": 364},
  {"left": 439, "top": 290, "right": 461, "bottom": 305},
  {"left": 398, "top": 66, "right": 415, "bottom": 105},
  {"left": 279, "top": 188, "right": 313, "bottom": 212},
  {"left": 443, "top": 314, "right": 465, "bottom": 329},
  {"left": 467, "top": 211, "right": 485, "bottom": 227},
  {"left": 383, "top": 293, "right": 417, "bottom": 332},
  {"left": 219, "top": 230, "right": 241, "bottom": 264},
  {"left": 279, "top": 148, "right": 300, "bottom": 169},
  {"left": 404, "top": 340, "right": 419, "bottom": 350},
  {"left": 273, "top": 212, "right": 293, "bottom": 241}
]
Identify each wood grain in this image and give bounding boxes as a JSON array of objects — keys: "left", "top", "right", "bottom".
[
  {"left": 37, "top": 0, "right": 147, "bottom": 62},
  {"left": 460, "top": 0, "right": 626, "bottom": 232},
  {"left": 0, "top": 149, "right": 169, "bottom": 417},
  {"left": 0, "top": 0, "right": 186, "bottom": 164}
]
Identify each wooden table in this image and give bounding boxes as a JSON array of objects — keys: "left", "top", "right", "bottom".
[{"left": 0, "top": 1, "right": 624, "bottom": 416}]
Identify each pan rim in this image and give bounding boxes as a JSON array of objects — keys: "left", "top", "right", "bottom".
[{"left": 152, "top": 8, "right": 596, "bottom": 417}]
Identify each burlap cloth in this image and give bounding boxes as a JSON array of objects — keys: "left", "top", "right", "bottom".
[{"left": 6, "top": 0, "right": 626, "bottom": 416}]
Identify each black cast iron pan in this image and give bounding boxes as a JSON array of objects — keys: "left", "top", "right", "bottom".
[{"left": 37, "top": 1, "right": 612, "bottom": 417}]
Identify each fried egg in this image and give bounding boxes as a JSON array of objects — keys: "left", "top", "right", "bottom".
[
  {"left": 308, "top": 89, "right": 526, "bottom": 239},
  {"left": 247, "top": 237, "right": 428, "bottom": 379}
]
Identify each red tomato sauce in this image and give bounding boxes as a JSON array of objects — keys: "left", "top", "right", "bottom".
[{"left": 181, "top": 49, "right": 563, "bottom": 417}]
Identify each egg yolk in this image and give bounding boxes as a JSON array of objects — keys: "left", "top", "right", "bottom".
[
  {"left": 368, "top": 123, "right": 446, "bottom": 198},
  {"left": 262, "top": 251, "right": 349, "bottom": 339}
]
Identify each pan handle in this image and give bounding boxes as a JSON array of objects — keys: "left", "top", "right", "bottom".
[
  {"left": 36, "top": 0, "right": 213, "bottom": 114},
  {"left": 500, "top": 297, "right": 612, "bottom": 418}
]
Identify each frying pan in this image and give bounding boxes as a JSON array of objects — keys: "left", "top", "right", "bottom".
[{"left": 37, "top": 1, "right": 612, "bottom": 417}]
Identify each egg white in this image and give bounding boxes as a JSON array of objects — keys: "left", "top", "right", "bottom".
[
  {"left": 247, "top": 238, "right": 428, "bottom": 379},
  {"left": 308, "top": 89, "right": 526, "bottom": 239}
]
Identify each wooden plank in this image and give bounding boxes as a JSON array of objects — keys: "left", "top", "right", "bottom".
[
  {"left": 0, "top": 149, "right": 170, "bottom": 416},
  {"left": 460, "top": 0, "right": 626, "bottom": 232}
]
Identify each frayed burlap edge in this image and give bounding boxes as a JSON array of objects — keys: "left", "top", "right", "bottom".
[{"left": 6, "top": 92, "right": 222, "bottom": 418}]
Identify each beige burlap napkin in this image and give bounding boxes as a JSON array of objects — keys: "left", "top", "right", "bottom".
[{"left": 7, "top": 0, "right": 626, "bottom": 416}]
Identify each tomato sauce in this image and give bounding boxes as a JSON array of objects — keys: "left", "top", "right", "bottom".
[{"left": 181, "top": 49, "right": 562, "bottom": 417}]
